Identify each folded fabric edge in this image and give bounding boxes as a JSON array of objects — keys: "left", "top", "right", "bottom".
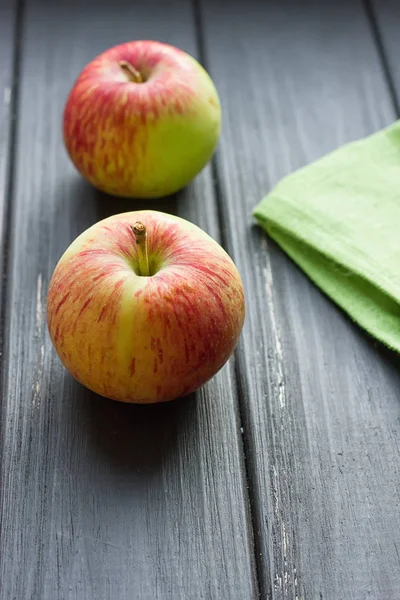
[
  {"left": 253, "top": 190, "right": 400, "bottom": 306},
  {"left": 253, "top": 212, "right": 400, "bottom": 354}
]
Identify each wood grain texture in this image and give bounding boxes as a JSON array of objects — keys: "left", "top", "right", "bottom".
[
  {"left": 372, "top": 0, "right": 400, "bottom": 113},
  {"left": 0, "top": 0, "right": 17, "bottom": 324},
  {"left": 200, "top": 0, "right": 400, "bottom": 598},
  {"left": 0, "top": 2, "right": 258, "bottom": 599}
]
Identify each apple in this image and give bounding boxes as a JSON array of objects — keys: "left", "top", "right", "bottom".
[
  {"left": 47, "top": 210, "right": 245, "bottom": 403},
  {"left": 63, "top": 40, "right": 221, "bottom": 198}
]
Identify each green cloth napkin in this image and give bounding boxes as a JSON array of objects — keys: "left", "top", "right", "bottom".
[{"left": 253, "top": 120, "right": 400, "bottom": 353}]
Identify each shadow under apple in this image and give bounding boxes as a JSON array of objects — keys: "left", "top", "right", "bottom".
[
  {"left": 65, "top": 175, "right": 185, "bottom": 237},
  {"left": 67, "top": 375, "right": 199, "bottom": 475}
]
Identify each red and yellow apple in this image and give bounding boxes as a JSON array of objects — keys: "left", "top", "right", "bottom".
[
  {"left": 47, "top": 211, "right": 245, "bottom": 403},
  {"left": 63, "top": 40, "right": 221, "bottom": 198}
]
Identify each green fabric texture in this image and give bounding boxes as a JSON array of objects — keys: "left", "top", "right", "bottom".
[{"left": 253, "top": 120, "right": 400, "bottom": 352}]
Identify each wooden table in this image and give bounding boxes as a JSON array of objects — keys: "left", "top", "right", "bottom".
[{"left": 1, "top": 1, "right": 400, "bottom": 598}]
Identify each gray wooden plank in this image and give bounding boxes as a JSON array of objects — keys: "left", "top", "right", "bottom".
[
  {"left": 0, "top": 2, "right": 258, "bottom": 599},
  {"left": 200, "top": 0, "right": 400, "bottom": 598},
  {"left": 0, "top": 0, "right": 17, "bottom": 326},
  {"left": 372, "top": 0, "right": 400, "bottom": 114}
]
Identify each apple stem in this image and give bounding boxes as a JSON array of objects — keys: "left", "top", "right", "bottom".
[
  {"left": 119, "top": 60, "right": 143, "bottom": 83},
  {"left": 132, "top": 222, "right": 150, "bottom": 277}
]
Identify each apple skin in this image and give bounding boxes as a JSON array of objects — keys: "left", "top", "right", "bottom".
[
  {"left": 63, "top": 40, "right": 221, "bottom": 198},
  {"left": 47, "top": 211, "right": 245, "bottom": 403}
]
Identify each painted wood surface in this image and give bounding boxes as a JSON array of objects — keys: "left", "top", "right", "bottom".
[
  {"left": 1, "top": 1, "right": 400, "bottom": 599},
  {"left": 0, "top": 2, "right": 257, "bottom": 599},
  {"left": 0, "top": 0, "right": 17, "bottom": 339},
  {"left": 200, "top": 0, "right": 400, "bottom": 598},
  {"left": 373, "top": 0, "right": 400, "bottom": 115}
]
